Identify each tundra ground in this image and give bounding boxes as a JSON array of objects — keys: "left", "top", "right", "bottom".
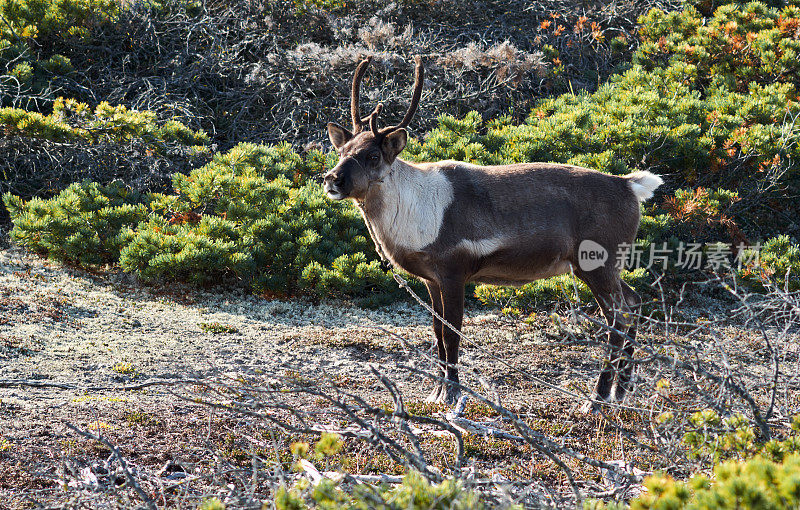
[{"left": 0, "top": 248, "right": 793, "bottom": 508}]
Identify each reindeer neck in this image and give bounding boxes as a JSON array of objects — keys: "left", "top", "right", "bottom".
[{"left": 358, "top": 158, "right": 454, "bottom": 253}]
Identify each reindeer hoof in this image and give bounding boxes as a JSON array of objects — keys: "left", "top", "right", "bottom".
[
  {"left": 425, "top": 384, "right": 445, "bottom": 403},
  {"left": 580, "top": 399, "right": 600, "bottom": 414},
  {"left": 441, "top": 385, "right": 461, "bottom": 406},
  {"left": 612, "top": 382, "right": 632, "bottom": 403},
  {"left": 579, "top": 394, "right": 610, "bottom": 415},
  {"left": 425, "top": 383, "right": 461, "bottom": 405}
]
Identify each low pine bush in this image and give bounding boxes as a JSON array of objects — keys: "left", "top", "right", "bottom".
[
  {"left": 737, "top": 234, "right": 800, "bottom": 291},
  {"left": 474, "top": 269, "right": 649, "bottom": 312},
  {"left": 581, "top": 412, "right": 800, "bottom": 510},
  {"left": 6, "top": 142, "right": 411, "bottom": 303},
  {"left": 0, "top": 98, "right": 208, "bottom": 147},
  {"left": 275, "top": 470, "right": 493, "bottom": 510},
  {"left": 117, "top": 143, "right": 400, "bottom": 300},
  {"left": 0, "top": 0, "right": 119, "bottom": 102},
  {"left": 630, "top": 454, "right": 800, "bottom": 509},
  {"left": 3, "top": 180, "right": 147, "bottom": 266},
  {"left": 275, "top": 433, "right": 503, "bottom": 509}
]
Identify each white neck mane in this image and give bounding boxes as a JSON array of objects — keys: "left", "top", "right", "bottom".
[{"left": 363, "top": 159, "right": 454, "bottom": 252}]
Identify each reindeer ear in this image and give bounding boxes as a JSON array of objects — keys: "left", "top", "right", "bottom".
[
  {"left": 327, "top": 122, "right": 353, "bottom": 150},
  {"left": 382, "top": 128, "right": 407, "bottom": 159}
]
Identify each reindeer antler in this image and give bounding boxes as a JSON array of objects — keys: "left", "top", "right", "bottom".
[
  {"left": 350, "top": 55, "right": 425, "bottom": 135},
  {"left": 350, "top": 57, "right": 373, "bottom": 133},
  {"left": 369, "top": 103, "right": 383, "bottom": 134},
  {"left": 381, "top": 55, "right": 424, "bottom": 134}
]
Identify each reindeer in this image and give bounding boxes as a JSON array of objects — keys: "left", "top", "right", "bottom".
[{"left": 323, "top": 56, "right": 663, "bottom": 411}]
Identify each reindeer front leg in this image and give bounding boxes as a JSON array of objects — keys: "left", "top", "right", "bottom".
[
  {"left": 423, "top": 278, "right": 464, "bottom": 405},
  {"left": 438, "top": 278, "right": 465, "bottom": 405},
  {"left": 424, "top": 280, "right": 446, "bottom": 403}
]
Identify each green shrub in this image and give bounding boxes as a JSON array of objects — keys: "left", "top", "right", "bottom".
[
  {"left": 681, "top": 410, "right": 759, "bottom": 463},
  {"left": 608, "top": 412, "right": 800, "bottom": 510},
  {"left": 737, "top": 234, "right": 800, "bottom": 290},
  {"left": 0, "top": 97, "right": 209, "bottom": 147},
  {"left": 276, "top": 432, "right": 510, "bottom": 509},
  {"left": 659, "top": 409, "right": 800, "bottom": 467},
  {"left": 474, "top": 269, "right": 648, "bottom": 312},
  {"left": 403, "top": 63, "right": 798, "bottom": 191},
  {"left": 4, "top": 181, "right": 147, "bottom": 266},
  {"left": 631, "top": 454, "right": 800, "bottom": 510},
  {"left": 275, "top": 470, "right": 496, "bottom": 510},
  {"left": 0, "top": 97, "right": 209, "bottom": 223},
  {"left": 4, "top": 142, "right": 418, "bottom": 301},
  {"left": 118, "top": 143, "right": 398, "bottom": 298},
  {"left": 0, "top": 0, "right": 119, "bottom": 99},
  {"left": 635, "top": 2, "right": 800, "bottom": 91}
]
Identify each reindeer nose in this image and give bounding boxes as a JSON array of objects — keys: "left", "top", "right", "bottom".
[{"left": 324, "top": 171, "right": 345, "bottom": 187}]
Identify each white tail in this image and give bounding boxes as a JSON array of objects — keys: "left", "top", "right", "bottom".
[{"left": 626, "top": 171, "right": 664, "bottom": 201}]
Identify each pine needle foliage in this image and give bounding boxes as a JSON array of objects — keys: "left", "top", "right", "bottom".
[
  {"left": 3, "top": 181, "right": 147, "bottom": 266},
  {"left": 583, "top": 413, "right": 800, "bottom": 510},
  {"left": 276, "top": 436, "right": 499, "bottom": 510},
  {"left": 115, "top": 143, "right": 407, "bottom": 302},
  {"left": 0, "top": 97, "right": 208, "bottom": 147},
  {"left": 630, "top": 454, "right": 800, "bottom": 509},
  {"left": 275, "top": 470, "right": 492, "bottom": 510},
  {"left": 0, "top": 0, "right": 119, "bottom": 101}
]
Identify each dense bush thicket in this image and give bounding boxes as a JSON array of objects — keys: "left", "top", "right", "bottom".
[
  {"left": 1, "top": 0, "right": 666, "bottom": 147},
  {"left": 4, "top": 0, "right": 800, "bottom": 303},
  {"left": 0, "top": 97, "right": 209, "bottom": 223},
  {"left": 4, "top": 142, "right": 416, "bottom": 304},
  {"left": 0, "top": 98, "right": 208, "bottom": 146},
  {"left": 4, "top": 181, "right": 148, "bottom": 266},
  {"left": 0, "top": 0, "right": 210, "bottom": 220}
]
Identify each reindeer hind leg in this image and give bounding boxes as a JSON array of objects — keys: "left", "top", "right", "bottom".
[
  {"left": 577, "top": 270, "right": 631, "bottom": 412},
  {"left": 611, "top": 281, "right": 641, "bottom": 402}
]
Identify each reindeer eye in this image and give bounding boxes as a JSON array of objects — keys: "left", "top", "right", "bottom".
[{"left": 369, "top": 154, "right": 379, "bottom": 162}]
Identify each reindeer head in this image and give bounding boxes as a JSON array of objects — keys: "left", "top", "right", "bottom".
[{"left": 324, "top": 56, "right": 424, "bottom": 200}]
